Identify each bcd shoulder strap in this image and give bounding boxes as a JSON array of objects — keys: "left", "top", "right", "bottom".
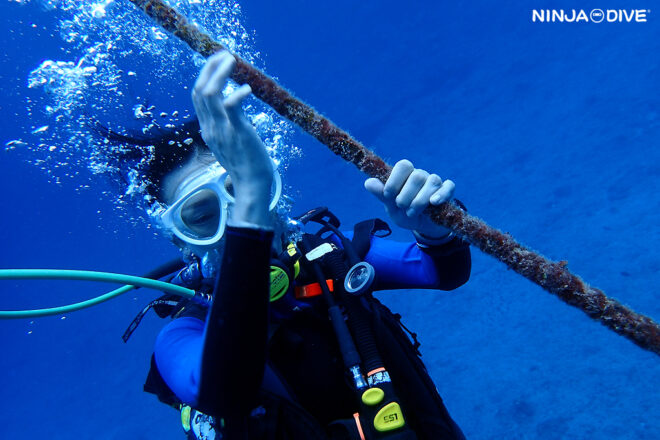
[
  {"left": 369, "top": 299, "right": 466, "bottom": 439},
  {"left": 351, "top": 218, "right": 391, "bottom": 260},
  {"left": 350, "top": 217, "right": 465, "bottom": 439}
]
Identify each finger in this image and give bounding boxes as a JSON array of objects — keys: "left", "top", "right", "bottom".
[
  {"left": 395, "top": 169, "right": 429, "bottom": 211},
  {"left": 192, "top": 52, "right": 231, "bottom": 125},
  {"left": 364, "top": 178, "right": 386, "bottom": 202},
  {"left": 224, "top": 84, "right": 252, "bottom": 126},
  {"left": 193, "top": 51, "right": 229, "bottom": 96},
  {"left": 201, "top": 53, "right": 236, "bottom": 97},
  {"left": 383, "top": 159, "right": 414, "bottom": 200},
  {"left": 430, "top": 179, "right": 456, "bottom": 205},
  {"left": 202, "top": 55, "right": 237, "bottom": 120},
  {"left": 407, "top": 174, "right": 443, "bottom": 217},
  {"left": 191, "top": 86, "right": 212, "bottom": 126}
]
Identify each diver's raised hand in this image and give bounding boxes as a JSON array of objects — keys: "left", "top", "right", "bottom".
[
  {"left": 365, "top": 160, "right": 455, "bottom": 244},
  {"left": 192, "top": 51, "right": 273, "bottom": 186},
  {"left": 192, "top": 51, "right": 273, "bottom": 227}
]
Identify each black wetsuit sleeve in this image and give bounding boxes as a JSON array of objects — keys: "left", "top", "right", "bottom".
[
  {"left": 417, "top": 236, "right": 471, "bottom": 290},
  {"left": 196, "top": 225, "right": 274, "bottom": 418},
  {"left": 416, "top": 199, "right": 471, "bottom": 290}
]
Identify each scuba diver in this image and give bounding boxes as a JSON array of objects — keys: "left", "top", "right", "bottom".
[{"left": 120, "top": 51, "right": 471, "bottom": 439}]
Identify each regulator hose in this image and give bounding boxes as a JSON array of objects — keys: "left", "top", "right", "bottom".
[{"left": 0, "top": 269, "right": 195, "bottom": 319}]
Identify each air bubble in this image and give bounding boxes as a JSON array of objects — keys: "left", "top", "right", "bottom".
[{"left": 17, "top": 0, "right": 296, "bottom": 231}]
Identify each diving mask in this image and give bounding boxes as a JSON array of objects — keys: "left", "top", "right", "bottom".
[{"left": 161, "top": 163, "right": 282, "bottom": 250}]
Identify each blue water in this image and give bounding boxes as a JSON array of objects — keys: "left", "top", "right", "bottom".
[{"left": 1, "top": 1, "right": 659, "bottom": 439}]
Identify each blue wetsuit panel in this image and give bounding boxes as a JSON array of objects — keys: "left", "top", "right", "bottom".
[
  {"left": 154, "top": 316, "right": 204, "bottom": 405},
  {"left": 331, "top": 231, "right": 469, "bottom": 291}
]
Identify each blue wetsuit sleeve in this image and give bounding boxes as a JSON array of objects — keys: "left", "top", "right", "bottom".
[
  {"left": 154, "top": 225, "right": 274, "bottom": 417},
  {"left": 334, "top": 231, "right": 471, "bottom": 291},
  {"left": 154, "top": 316, "right": 204, "bottom": 405}
]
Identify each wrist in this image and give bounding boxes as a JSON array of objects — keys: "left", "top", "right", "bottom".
[
  {"left": 413, "top": 229, "right": 454, "bottom": 247},
  {"left": 230, "top": 187, "right": 272, "bottom": 229},
  {"left": 229, "top": 159, "right": 274, "bottom": 188}
]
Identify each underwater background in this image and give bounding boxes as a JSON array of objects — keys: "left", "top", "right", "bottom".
[{"left": 1, "top": 0, "right": 659, "bottom": 439}]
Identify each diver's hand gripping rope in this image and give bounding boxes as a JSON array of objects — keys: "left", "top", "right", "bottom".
[
  {"left": 0, "top": 269, "right": 197, "bottom": 319},
  {"left": 127, "top": 0, "right": 660, "bottom": 356}
]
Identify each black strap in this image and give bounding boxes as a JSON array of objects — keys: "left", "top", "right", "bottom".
[
  {"left": 122, "top": 298, "right": 181, "bottom": 343},
  {"left": 143, "top": 355, "right": 182, "bottom": 409},
  {"left": 351, "top": 218, "right": 391, "bottom": 260},
  {"left": 392, "top": 312, "right": 422, "bottom": 356},
  {"left": 140, "top": 257, "right": 186, "bottom": 281}
]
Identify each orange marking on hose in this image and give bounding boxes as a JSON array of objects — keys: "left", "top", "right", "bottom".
[
  {"left": 353, "top": 413, "right": 366, "bottom": 440},
  {"left": 367, "top": 367, "right": 386, "bottom": 377}
]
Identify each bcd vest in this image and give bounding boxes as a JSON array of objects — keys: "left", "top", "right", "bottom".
[{"left": 141, "top": 215, "right": 465, "bottom": 440}]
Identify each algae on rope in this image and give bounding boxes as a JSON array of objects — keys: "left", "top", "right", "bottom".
[{"left": 128, "top": 0, "right": 660, "bottom": 356}]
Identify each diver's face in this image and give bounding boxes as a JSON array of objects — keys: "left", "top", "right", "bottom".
[
  {"left": 162, "top": 156, "right": 216, "bottom": 206},
  {"left": 160, "top": 153, "right": 286, "bottom": 256},
  {"left": 161, "top": 156, "right": 227, "bottom": 256},
  {"left": 177, "top": 189, "right": 221, "bottom": 239},
  {"left": 172, "top": 168, "right": 226, "bottom": 241}
]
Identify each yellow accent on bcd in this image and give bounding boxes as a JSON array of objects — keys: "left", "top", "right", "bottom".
[
  {"left": 374, "top": 402, "right": 405, "bottom": 432},
  {"left": 361, "top": 387, "right": 385, "bottom": 406},
  {"left": 287, "top": 243, "right": 301, "bottom": 278},
  {"left": 270, "top": 266, "right": 289, "bottom": 302},
  {"left": 180, "top": 405, "right": 192, "bottom": 432}
]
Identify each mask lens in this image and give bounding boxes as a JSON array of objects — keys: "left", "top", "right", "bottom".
[
  {"left": 218, "top": 166, "right": 282, "bottom": 211},
  {"left": 180, "top": 189, "right": 222, "bottom": 239},
  {"left": 224, "top": 175, "right": 234, "bottom": 198},
  {"left": 225, "top": 179, "right": 277, "bottom": 203}
]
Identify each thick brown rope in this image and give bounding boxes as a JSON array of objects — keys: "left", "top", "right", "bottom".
[{"left": 128, "top": 0, "right": 660, "bottom": 356}]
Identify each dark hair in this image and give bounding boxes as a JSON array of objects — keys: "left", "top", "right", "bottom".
[{"left": 98, "top": 119, "right": 211, "bottom": 202}]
